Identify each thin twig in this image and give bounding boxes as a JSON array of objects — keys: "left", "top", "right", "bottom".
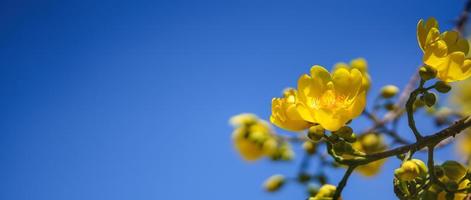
[{"left": 333, "top": 165, "right": 356, "bottom": 200}]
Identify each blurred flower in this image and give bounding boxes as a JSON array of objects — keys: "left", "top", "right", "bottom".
[
  {"left": 380, "top": 85, "right": 399, "bottom": 98},
  {"left": 270, "top": 88, "right": 312, "bottom": 131},
  {"left": 230, "top": 113, "right": 294, "bottom": 161},
  {"left": 450, "top": 78, "right": 471, "bottom": 115},
  {"left": 417, "top": 17, "right": 471, "bottom": 82},
  {"left": 351, "top": 133, "right": 388, "bottom": 177},
  {"left": 230, "top": 113, "right": 277, "bottom": 161},
  {"left": 263, "top": 174, "right": 285, "bottom": 192},
  {"left": 296, "top": 65, "right": 366, "bottom": 131},
  {"left": 309, "top": 184, "right": 339, "bottom": 200}
]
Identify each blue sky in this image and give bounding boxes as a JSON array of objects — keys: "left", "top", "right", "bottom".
[{"left": 0, "top": 0, "right": 467, "bottom": 199}]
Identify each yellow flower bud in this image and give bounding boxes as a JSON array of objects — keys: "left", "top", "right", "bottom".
[
  {"left": 395, "top": 159, "right": 427, "bottom": 181},
  {"left": 263, "top": 174, "right": 285, "bottom": 192},
  {"left": 380, "top": 85, "right": 399, "bottom": 98},
  {"left": 302, "top": 141, "right": 317, "bottom": 155},
  {"left": 309, "top": 184, "right": 338, "bottom": 200}
]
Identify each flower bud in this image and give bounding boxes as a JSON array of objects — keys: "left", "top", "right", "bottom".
[
  {"left": 434, "top": 165, "right": 444, "bottom": 178},
  {"left": 333, "top": 126, "right": 353, "bottom": 138},
  {"left": 419, "top": 65, "right": 437, "bottom": 81},
  {"left": 441, "top": 160, "right": 467, "bottom": 181},
  {"left": 309, "top": 184, "right": 337, "bottom": 199},
  {"left": 435, "top": 81, "right": 451, "bottom": 93},
  {"left": 380, "top": 85, "right": 399, "bottom": 98},
  {"left": 423, "top": 92, "right": 437, "bottom": 107},
  {"left": 333, "top": 141, "right": 355, "bottom": 156},
  {"left": 263, "top": 174, "right": 285, "bottom": 192},
  {"left": 302, "top": 141, "right": 317, "bottom": 155},
  {"left": 308, "top": 125, "right": 325, "bottom": 141},
  {"left": 394, "top": 159, "right": 427, "bottom": 181}
]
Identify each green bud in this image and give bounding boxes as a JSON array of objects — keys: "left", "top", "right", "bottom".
[
  {"left": 307, "top": 125, "right": 325, "bottom": 141},
  {"left": 333, "top": 141, "right": 355, "bottom": 156},
  {"left": 334, "top": 126, "right": 356, "bottom": 142},
  {"left": 263, "top": 174, "right": 285, "bottom": 192},
  {"left": 344, "top": 133, "right": 357, "bottom": 143},
  {"left": 435, "top": 81, "right": 451, "bottom": 93},
  {"left": 333, "top": 141, "right": 348, "bottom": 156},
  {"left": 423, "top": 92, "right": 437, "bottom": 107},
  {"left": 442, "top": 160, "right": 467, "bottom": 181},
  {"left": 380, "top": 85, "right": 400, "bottom": 98},
  {"left": 419, "top": 65, "right": 437, "bottom": 81},
  {"left": 434, "top": 165, "right": 444, "bottom": 178}
]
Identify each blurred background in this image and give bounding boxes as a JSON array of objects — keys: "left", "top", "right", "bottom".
[{"left": 0, "top": 0, "right": 469, "bottom": 199}]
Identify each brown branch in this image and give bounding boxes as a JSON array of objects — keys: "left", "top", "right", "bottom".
[{"left": 338, "top": 116, "right": 471, "bottom": 166}]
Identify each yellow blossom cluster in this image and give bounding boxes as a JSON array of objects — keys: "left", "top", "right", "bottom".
[
  {"left": 418, "top": 18, "right": 471, "bottom": 82},
  {"left": 230, "top": 113, "right": 293, "bottom": 161},
  {"left": 271, "top": 59, "right": 370, "bottom": 132}
]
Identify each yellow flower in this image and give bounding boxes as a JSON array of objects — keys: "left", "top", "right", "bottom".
[
  {"left": 263, "top": 174, "right": 285, "bottom": 192},
  {"left": 309, "top": 184, "right": 340, "bottom": 200},
  {"left": 230, "top": 114, "right": 277, "bottom": 161},
  {"left": 394, "top": 159, "right": 427, "bottom": 181},
  {"left": 352, "top": 133, "right": 387, "bottom": 177},
  {"left": 417, "top": 18, "right": 471, "bottom": 82},
  {"left": 450, "top": 78, "right": 471, "bottom": 115},
  {"left": 270, "top": 88, "right": 312, "bottom": 131},
  {"left": 457, "top": 130, "right": 471, "bottom": 163},
  {"left": 296, "top": 65, "right": 366, "bottom": 131},
  {"left": 334, "top": 57, "right": 371, "bottom": 92}
]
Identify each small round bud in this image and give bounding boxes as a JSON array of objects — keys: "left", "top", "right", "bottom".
[
  {"left": 334, "top": 126, "right": 353, "bottom": 138},
  {"left": 380, "top": 85, "right": 399, "bottom": 98},
  {"left": 307, "top": 125, "right": 325, "bottom": 142},
  {"left": 419, "top": 65, "right": 437, "bottom": 81},
  {"left": 423, "top": 92, "right": 437, "bottom": 107},
  {"left": 435, "top": 81, "right": 451, "bottom": 93},
  {"left": 302, "top": 141, "right": 316, "bottom": 155},
  {"left": 441, "top": 160, "right": 467, "bottom": 181},
  {"left": 263, "top": 174, "right": 285, "bottom": 192},
  {"left": 344, "top": 133, "right": 357, "bottom": 143}
]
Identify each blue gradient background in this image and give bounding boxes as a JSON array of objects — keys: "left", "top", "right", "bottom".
[{"left": 0, "top": 0, "right": 467, "bottom": 199}]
